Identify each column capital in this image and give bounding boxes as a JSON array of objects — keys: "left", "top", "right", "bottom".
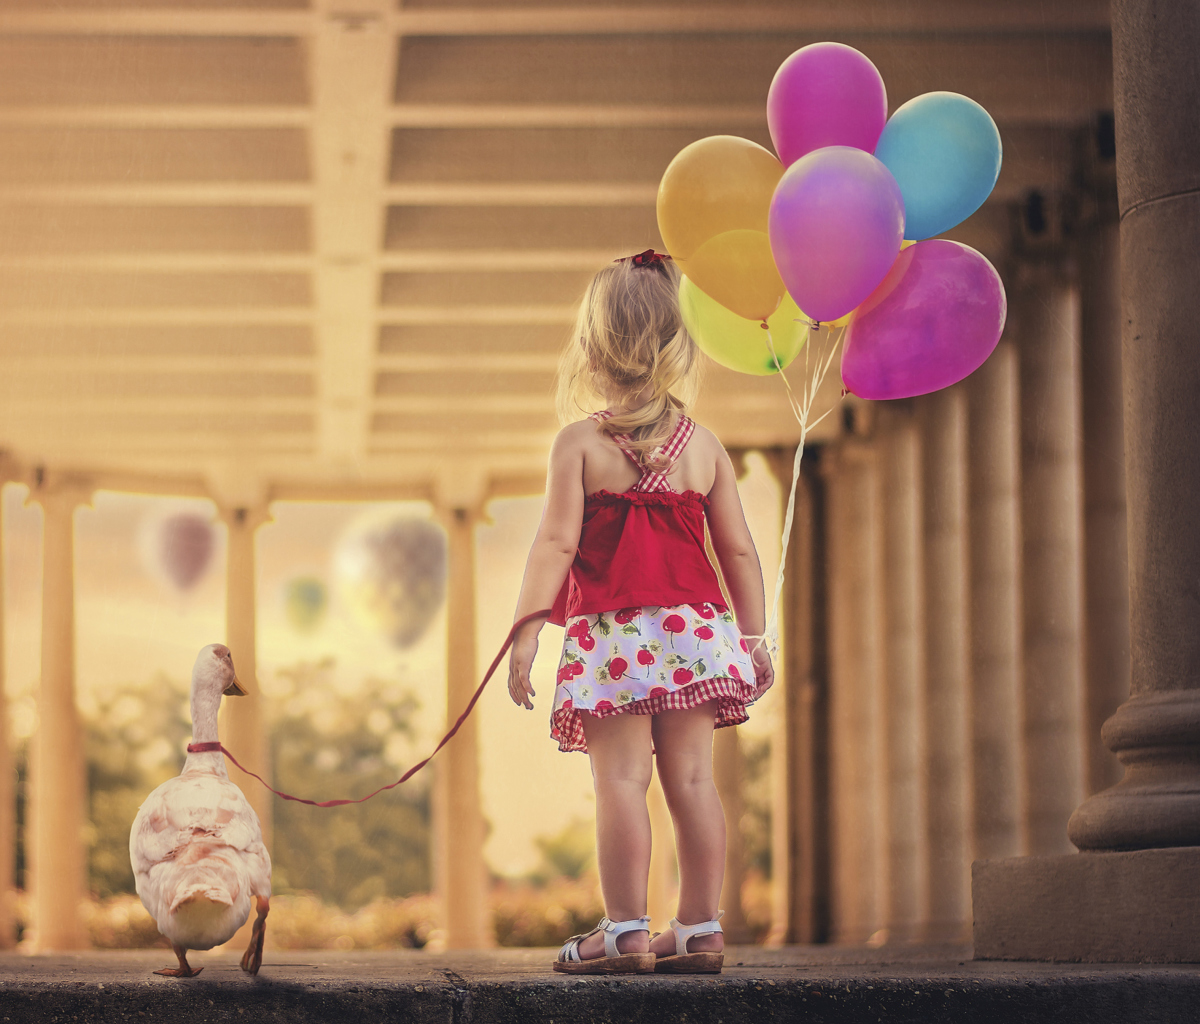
[
  {"left": 215, "top": 504, "right": 272, "bottom": 533},
  {"left": 433, "top": 464, "right": 490, "bottom": 526},
  {"left": 26, "top": 470, "right": 94, "bottom": 513}
]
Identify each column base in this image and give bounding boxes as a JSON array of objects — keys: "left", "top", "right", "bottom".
[{"left": 972, "top": 848, "right": 1200, "bottom": 962}]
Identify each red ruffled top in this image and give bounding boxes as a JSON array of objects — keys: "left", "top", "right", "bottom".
[{"left": 549, "top": 488, "right": 726, "bottom": 625}]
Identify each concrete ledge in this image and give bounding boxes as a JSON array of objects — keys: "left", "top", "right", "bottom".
[
  {"left": 973, "top": 846, "right": 1200, "bottom": 962},
  {"left": 3, "top": 947, "right": 1200, "bottom": 1023}
]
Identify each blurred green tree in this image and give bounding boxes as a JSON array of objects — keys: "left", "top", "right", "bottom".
[
  {"left": 80, "top": 660, "right": 430, "bottom": 911},
  {"left": 85, "top": 673, "right": 192, "bottom": 896},
  {"left": 268, "top": 659, "right": 430, "bottom": 909}
]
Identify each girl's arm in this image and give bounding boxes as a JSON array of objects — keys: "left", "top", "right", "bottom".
[
  {"left": 508, "top": 426, "right": 586, "bottom": 709},
  {"left": 705, "top": 445, "right": 774, "bottom": 697}
]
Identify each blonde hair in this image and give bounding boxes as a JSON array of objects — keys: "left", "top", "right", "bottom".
[{"left": 556, "top": 257, "right": 702, "bottom": 470}]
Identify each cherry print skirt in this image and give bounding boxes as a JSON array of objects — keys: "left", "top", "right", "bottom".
[{"left": 551, "top": 603, "right": 758, "bottom": 754}]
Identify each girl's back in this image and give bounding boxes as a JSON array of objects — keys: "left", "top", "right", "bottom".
[{"left": 571, "top": 414, "right": 721, "bottom": 499}]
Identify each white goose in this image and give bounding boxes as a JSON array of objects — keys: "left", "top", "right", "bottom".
[{"left": 130, "top": 644, "right": 272, "bottom": 977}]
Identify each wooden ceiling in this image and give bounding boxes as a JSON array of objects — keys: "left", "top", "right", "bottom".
[{"left": 0, "top": 0, "right": 1112, "bottom": 501}]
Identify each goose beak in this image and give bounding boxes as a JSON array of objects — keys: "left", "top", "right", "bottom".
[{"left": 223, "top": 675, "right": 248, "bottom": 697}]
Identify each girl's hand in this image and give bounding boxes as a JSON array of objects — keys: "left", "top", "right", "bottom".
[
  {"left": 508, "top": 633, "right": 538, "bottom": 710},
  {"left": 749, "top": 641, "right": 774, "bottom": 700}
]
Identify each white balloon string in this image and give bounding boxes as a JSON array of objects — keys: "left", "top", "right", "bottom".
[{"left": 741, "top": 321, "right": 845, "bottom": 662}]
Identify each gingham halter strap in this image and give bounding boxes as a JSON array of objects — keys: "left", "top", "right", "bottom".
[{"left": 591, "top": 410, "right": 695, "bottom": 493}]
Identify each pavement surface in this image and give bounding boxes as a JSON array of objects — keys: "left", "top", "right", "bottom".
[{"left": 2, "top": 944, "right": 1199, "bottom": 1023}]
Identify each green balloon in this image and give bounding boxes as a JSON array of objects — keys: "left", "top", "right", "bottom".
[
  {"left": 679, "top": 275, "right": 808, "bottom": 376},
  {"left": 285, "top": 576, "right": 328, "bottom": 634}
]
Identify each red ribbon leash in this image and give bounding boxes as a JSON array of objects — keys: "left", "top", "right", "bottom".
[{"left": 187, "top": 608, "right": 551, "bottom": 808}]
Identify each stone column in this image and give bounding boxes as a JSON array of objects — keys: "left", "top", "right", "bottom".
[
  {"left": 1016, "top": 265, "right": 1086, "bottom": 855},
  {"left": 920, "top": 388, "right": 973, "bottom": 940},
  {"left": 877, "top": 412, "right": 928, "bottom": 943},
  {"left": 0, "top": 482, "right": 12, "bottom": 948},
  {"left": 28, "top": 481, "right": 92, "bottom": 951},
  {"left": 966, "top": 342, "right": 1027, "bottom": 860},
  {"left": 974, "top": 3, "right": 1200, "bottom": 962},
  {"left": 215, "top": 503, "right": 271, "bottom": 955},
  {"left": 217, "top": 505, "right": 273, "bottom": 852},
  {"left": 1078, "top": 217, "right": 1130, "bottom": 796},
  {"left": 1069, "top": 0, "right": 1200, "bottom": 853},
  {"left": 762, "top": 448, "right": 823, "bottom": 944},
  {"left": 822, "top": 441, "right": 885, "bottom": 944},
  {"left": 437, "top": 503, "right": 490, "bottom": 948}
]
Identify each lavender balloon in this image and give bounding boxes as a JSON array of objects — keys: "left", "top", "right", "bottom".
[
  {"left": 767, "top": 42, "right": 888, "bottom": 167},
  {"left": 769, "top": 146, "right": 905, "bottom": 324},
  {"left": 841, "top": 239, "right": 1007, "bottom": 400}
]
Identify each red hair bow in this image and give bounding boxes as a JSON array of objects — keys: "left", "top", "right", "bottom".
[{"left": 617, "top": 249, "right": 672, "bottom": 269}]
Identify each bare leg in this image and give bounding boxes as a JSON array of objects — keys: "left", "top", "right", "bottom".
[
  {"left": 154, "top": 944, "right": 202, "bottom": 978},
  {"left": 574, "top": 711, "right": 653, "bottom": 960},
  {"left": 649, "top": 702, "right": 725, "bottom": 957},
  {"left": 240, "top": 896, "right": 269, "bottom": 975}
]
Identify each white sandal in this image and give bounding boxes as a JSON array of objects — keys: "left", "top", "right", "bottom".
[
  {"left": 553, "top": 916, "right": 656, "bottom": 974},
  {"left": 653, "top": 912, "right": 724, "bottom": 974}
]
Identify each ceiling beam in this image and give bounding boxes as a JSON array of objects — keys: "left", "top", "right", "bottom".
[
  {"left": 4, "top": 356, "right": 313, "bottom": 374},
  {"left": 0, "top": 251, "right": 607, "bottom": 273},
  {"left": 0, "top": 106, "right": 311, "bottom": 129},
  {"left": 0, "top": 103, "right": 759, "bottom": 131},
  {"left": 375, "top": 353, "right": 556, "bottom": 372},
  {"left": 0, "top": 184, "right": 311, "bottom": 206},
  {"left": 0, "top": 5, "right": 1108, "bottom": 37},
  {"left": 378, "top": 249, "right": 617, "bottom": 271},
  {"left": 376, "top": 306, "right": 575, "bottom": 325},
  {"left": 0, "top": 308, "right": 311, "bottom": 325},
  {"left": 387, "top": 103, "right": 766, "bottom": 129},
  {"left": 0, "top": 182, "right": 653, "bottom": 207},
  {"left": 310, "top": 0, "right": 395, "bottom": 468},
  {"left": 0, "top": 254, "right": 315, "bottom": 272},
  {"left": 383, "top": 183, "right": 657, "bottom": 205},
  {"left": 0, "top": 396, "right": 313, "bottom": 414},
  {"left": 391, "top": 5, "right": 1109, "bottom": 35}
]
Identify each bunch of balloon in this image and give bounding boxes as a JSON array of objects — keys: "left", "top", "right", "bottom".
[
  {"left": 766, "top": 41, "right": 1008, "bottom": 400},
  {"left": 656, "top": 136, "right": 806, "bottom": 375}
]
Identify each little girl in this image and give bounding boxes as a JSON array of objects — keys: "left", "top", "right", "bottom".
[{"left": 507, "top": 249, "right": 773, "bottom": 975}]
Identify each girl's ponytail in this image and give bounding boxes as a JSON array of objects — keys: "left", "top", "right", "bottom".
[{"left": 556, "top": 256, "right": 702, "bottom": 469}]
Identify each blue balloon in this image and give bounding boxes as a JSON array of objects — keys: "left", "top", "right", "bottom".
[{"left": 875, "top": 92, "right": 1002, "bottom": 241}]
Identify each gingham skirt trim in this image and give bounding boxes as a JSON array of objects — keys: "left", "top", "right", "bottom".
[{"left": 550, "top": 675, "right": 756, "bottom": 754}]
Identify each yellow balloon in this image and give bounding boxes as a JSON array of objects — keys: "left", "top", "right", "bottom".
[
  {"left": 679, "top": 275, "right": 808, "bottom": 377},
  {"left": 657, "top": 136, "right": 784, "bottom": 261},
  {"left": 679, "top": 229, "right": 786, "bottom": 322}
]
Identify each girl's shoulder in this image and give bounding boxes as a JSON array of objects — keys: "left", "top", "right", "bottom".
[
  {"left": 553, "top": 418, "right": 600, "bottom": 450},
  {"left": 682, "top": 419, "right": 725, "bottom": 460}
]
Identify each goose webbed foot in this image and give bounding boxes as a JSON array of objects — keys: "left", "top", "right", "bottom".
[
  {"left": 240, "top": 895, "right": 269, "bottom": 975},
  {"left": 155, "top": 945, "right": 203, "bottom": 978}
]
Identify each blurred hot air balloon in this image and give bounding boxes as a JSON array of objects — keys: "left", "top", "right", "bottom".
[
  {"left": 335, "top": 517, "right": 446, "bottom": 648},
  {"left": 284, "top": 576, "right": 328, "bottom": 634},
  {"left": 158, "top": 513, "right": 214, "bottom": 591}
]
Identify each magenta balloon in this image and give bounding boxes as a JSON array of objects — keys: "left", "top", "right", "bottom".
[
  {"left": 767, "top": 42, "right": 888, "bottom": 166},
  {"left": 841, "top": 239, "right": 1007, "bottom": 400},
  {"left": 769, "top": 146, "right": 905, "bottom": 324},
  {"left": 159, "top": 513, "right": 214, "bottom": 590}
]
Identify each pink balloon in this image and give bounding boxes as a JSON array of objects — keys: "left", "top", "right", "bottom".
[
  {"left": 841, "top": 239, "right": 1007, "bottom": 400},
  {"left": 767, "top": 42, "right": 888, "bottom": 167},
  {"left": 159, "top": 513, "right": 213, "bottom": 591},
  {"left": 769, "top": 146, "right": 905, "bottom": 324}
]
